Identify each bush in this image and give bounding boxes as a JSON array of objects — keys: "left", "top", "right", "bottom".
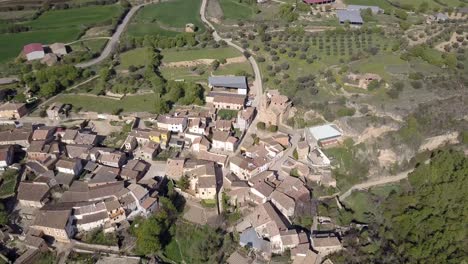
[
  {"left": 257, "top": 122, "right": 266, "bottom": 130},
  {"left": 410, "top": 81, "right": 423, "bottom": 89},
  {"left": 268, "top": 125, "right": 278, "bottom": 132}
]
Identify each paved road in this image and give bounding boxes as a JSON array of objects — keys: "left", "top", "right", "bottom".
[
  {"left": 75, "top": 4, "right": 147, "bottom": 68},
  {"left": 339, "top": 169, "right": 412, "bottom": 200}
]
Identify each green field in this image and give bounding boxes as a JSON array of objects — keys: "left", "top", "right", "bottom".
[
  {"left": 345, "top": 0, "right": 463, "bottom": 11},
  {"left": 53, "top": 94, "right": 156, "bottom": 113},
  {"left": 160, "top": 61, "right": 252, "bottom": 82},
  {"left": 0, "top": 10, "right": 37, "bottom": 20},
  {"left": 24, "top": 5, "right": 122, "bottom": 30},
  {"left": 118, "top": 47, "right": 153, "bottom": 68},
  {"left": 128, "top": 0, "right": 203, "bottom": 37},
  {"left": 70, "top": 39, "right": 108, "bottom": 54},
  {"left": 219, "top": 0, "right": 254, "bottom": 21},
  {"left": 161, "top": 47, "right": 241, "bottom": 62},
  {"left": 0, "top": 5, "right": 122, "bottom": 63},
  {"left": 118, "top": 46, "right": 243, "bottom": 69}
]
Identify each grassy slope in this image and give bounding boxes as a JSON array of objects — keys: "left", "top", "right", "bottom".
[
  {"left": 53, "top": 94, "right": 156, "bottom": 113},
  {"left": 23, "top": 5, "right": 121, "bottom": 30},
  {"left": 0, "top": 5, "right": 121, "bottom": 63},
  {"left": 345, "top": 0, "right": 463, "bottom": 10},
  {"left": 161, "top": 47, "right": 241, "bottom": 62},
  {"left": 127, "top": 0, "right": 203, "bottom": 37},
  {"left": 219, "top": 0, "right": 253, "bottom": 21}
]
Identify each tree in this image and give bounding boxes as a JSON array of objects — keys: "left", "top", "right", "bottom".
[
  {"left": 256, "top": 122, "right": 266, "bottom": 130},
  {"left": 0, "top": 203, "right": 8, "bottom": 226},
  {"left": 178, "top": 175, "right": 190, "bottom": 190},
  {"left": 268, "top": 125, "right": 278, "bottom": 132},
  {"left": 211, "top": 60, "right": 220, "bottom": 70},
  {"left": 293, "top": 148, "right": 299, "bottom": 160},
  {"left": 278, "top": 4, "right": 298, "bottom": 22}
]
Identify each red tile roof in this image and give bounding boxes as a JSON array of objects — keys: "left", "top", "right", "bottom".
[{"left": 23, "top": 43, "right": 43, "bottom": 54}]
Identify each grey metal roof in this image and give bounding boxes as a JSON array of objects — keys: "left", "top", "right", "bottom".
[
  {"left": 347, "top": 5, "right": 382, "bottom": 14},
  {"left": 208, "top": 76, "right": 247, "bottom": 90},
  {"left": 337, "top": 10, "right": 364, "bottom": 24},
  {"left": 239, "top": 227, "right": 271, "bottom": 253},
  {"left": 307, "top": 124, "right": 342, "bottom": 141}
]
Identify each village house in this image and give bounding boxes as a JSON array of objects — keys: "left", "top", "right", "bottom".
[
  {"left": 258, "top": 91, "right": 291, "bottom": 126},
  {"left": 270, "top": 190, "right": 296, "bottom": 220},
  {"left": 23, "top": 43, "right": 45, "bottom": 61},
  {"left": 165, "top": 158, "right": 185, "bottom": 180},
  {"left": 61, "top": 129, "right": 97, "bottom": 146},
  {"left": 139, "top": 142, "right": 160, "bottom": 160},
  {"left": 214, "top": 119, "right": 233, "bottom": 132},
  {"left": 0, "top": 129, "right": 31, "bottom": 148},
  {"left": 212, "top": 93, "right": 245, "bottom": 110},
  {"left": 27, "top": 140, "right": 60, "bottom": 163},
  {"left": 250, "top": 181, "right": 275, "bottom": 204},
  {"left": 187, "top": 118, "right": 208, "bottom": 135},
  {"left": 41, "top": 53, "right": 58, "bottom": 66},
  {"left": 208, "top": 76, "right": 248, "bottom": 95},
  {"left": 120, "top": 159, "right": 149, "bottom": 182},
  {"left": 31, "top": 126, "right": 56, "bottom": 142},
  {"left": 74, "top": 202, "right": 109, "bottom": 232},
  {"left": 30, "top": 209, "right": 74, "bottom": 242},
  {"left": 212, "top": 131, "right": 237, "bottom": 152},
  {"left": 0, "top": 102, "right": 27, "bottom": 119},
  {"left": 65, "top": 144, "right": 92, "bottom": 159},
  {"left": 192, "top": 136, "right": 211, "bottom": 152},
  {"left": 49, "top": 43, "right": 68, "bottom": 56},
  {"left": 156, "top": 115, "right": 187, "bottom": 133},
  {"left": 235, "top": 107, "right": 256, "bottom": 131},
  {"left": 305, "top": 124, "right": 342, "bottom": 147},
  {"left": 128, "top": 183, "right": 149, "bottom": 206},
  {"left": 17, "top": 182, "right": 50, "bottom": 208},
  {"left": 141, "top": 197, "right": 159, "bottom": 217},
  {"left": 149, "top": 129, "right": 170, "bottom": 146},
  {"left": 311, "top": 234, "right": 343, "bottom": 255},
  {"left": 184, "top": 161, "right": 219, "bottom": 200},
  {"left": 123, "top": 129, "right": 151, "bottom": 151},
  {"left": 196, "top": 150, "right": 228, "bottom": 167},
  {"left": 89, "top": 148, "right": 126, "bottom": 168},
  {"left": 55, "top": 158, "right": 83, "bottom": 176},
  {"left": 105, "top": 199, "right": 126, "bottom": 224},
  {"left": 46, "top": 103, "right": 69, "bottom": 120},
  {"left": 240, "top": 202, "right": 300, "bottom": 255},
  {"left": 230, "top": 154, "right": 271, "bottom": 180},
  {"left": 0, "top": 145, "right": 14, "bottom": 169}
]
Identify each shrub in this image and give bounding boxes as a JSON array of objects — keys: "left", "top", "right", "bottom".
[
  {"left": 257, "top": 122, "right": 266, "bottom": 130},
  {"left": 410, "top": 81, "right": 423, "bottom": 89},
  {"left": 268, "top": 125, "right": 278, "bottom": 132}
]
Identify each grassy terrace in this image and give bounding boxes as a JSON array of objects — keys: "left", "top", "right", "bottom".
[
  {"left": 161, "top": 47, "right": 241, "bottom": 62},
  {"left": 344, "top": 0, "right": 464, "bottom": 10},
  {"left": 127, "top": 0, "right": 203, "bottom": 37},
  {"left": 53, "top": 94, "right": 156, "bottom": 114},
  {"left": 219, "top": 0, "right": 254, "bottom": 21},
  {"left": 0, "top": 4, "right": 122, "bottom": 63}
]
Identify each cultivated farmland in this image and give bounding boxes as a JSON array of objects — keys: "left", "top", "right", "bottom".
[
  {"left": 0, "top": 4, "right": 122, "bottom": 63},
  {"left": 127, "top": 0, "right": 203, "bottom": 37}
]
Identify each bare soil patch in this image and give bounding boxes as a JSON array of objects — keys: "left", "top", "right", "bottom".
[{"left": 162, "top": 55, "right": 245, "bottom": 67}]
